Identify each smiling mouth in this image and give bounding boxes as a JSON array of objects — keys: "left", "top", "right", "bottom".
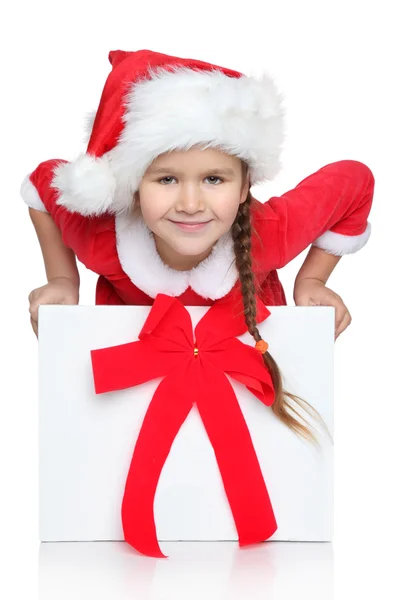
[
  {"left": 169, "top": 220, "right": 212, "bottom": 231},
  {"left": 170, "top": 220, "right": 211, "bottom": 225}
]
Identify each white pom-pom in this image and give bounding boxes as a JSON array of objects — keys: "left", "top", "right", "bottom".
[{"left": 50, "top": 153, "right": 117, "bottom": 216}]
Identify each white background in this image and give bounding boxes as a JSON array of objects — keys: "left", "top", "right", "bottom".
[{"left": 1, "top": 0, "right": 399, "bottom": 598}]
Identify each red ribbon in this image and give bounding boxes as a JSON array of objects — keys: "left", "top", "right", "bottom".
[{"left": 90, "top": 291, "right": 277, "bottom": 558}]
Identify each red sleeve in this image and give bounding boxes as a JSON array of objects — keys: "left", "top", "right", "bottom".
[
  {"left": 20, "top": 159, "right": 119, "bottom": 276},
  {"left": 258, "top": 160, "right": 374, "bottom": 268}
]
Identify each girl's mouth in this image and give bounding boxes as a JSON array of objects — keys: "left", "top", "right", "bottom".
[{"left": 170, "top": 220, "right": 212, "bottom": 231}]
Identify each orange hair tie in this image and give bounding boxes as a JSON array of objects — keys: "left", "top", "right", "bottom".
[{"left": 255, "top": 339, "right": 269, "bottom": 354}]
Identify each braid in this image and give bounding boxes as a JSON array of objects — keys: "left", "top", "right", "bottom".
[
  {"left": 230, "top": 199, "right": 262, "bottom": 342},
  {"left": 231, "top": 186, "right": 330, "bottom": 447}
]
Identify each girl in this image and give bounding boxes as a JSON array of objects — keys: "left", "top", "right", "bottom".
[{"left": 21, "top": 49, "right": 375, "bottom": 444}]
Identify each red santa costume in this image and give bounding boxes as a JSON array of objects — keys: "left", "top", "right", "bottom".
[{"left": 20, "top": 49, "right": 374, "bottom": 307}]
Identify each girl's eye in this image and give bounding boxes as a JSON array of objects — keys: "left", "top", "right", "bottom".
[
  {"left": 206, "top": 176, "right": 223, "bottom": 185},
  {"left": 158, "top": 176, "right": 223, "bottom": 185}
]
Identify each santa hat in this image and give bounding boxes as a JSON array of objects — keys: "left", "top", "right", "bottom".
[{"left": 51, "top": 49, "right": 286, "bottom": 217}]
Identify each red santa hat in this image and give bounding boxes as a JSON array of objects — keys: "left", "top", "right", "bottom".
[{"left": 51, "top": 49, "right": 286, "bottom": 216}]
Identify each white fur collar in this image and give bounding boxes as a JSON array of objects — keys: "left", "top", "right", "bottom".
[{"left": 115, "top": 212, "right": 239, "bottom": 300}]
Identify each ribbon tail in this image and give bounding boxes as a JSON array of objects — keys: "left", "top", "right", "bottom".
[
  {"left": 195, "top": 360, "right": 277, "bottom": 546},
  {"left": 121, "top": 360, "right": 193, "bottom": 558}
]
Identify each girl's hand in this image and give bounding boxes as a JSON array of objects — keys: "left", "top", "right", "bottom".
[
  {"left": 293, "top": 278, "right": 352, "bottom": 341},
  {"left": 28, "top": 277, "right": 79, "bottom": 338}
]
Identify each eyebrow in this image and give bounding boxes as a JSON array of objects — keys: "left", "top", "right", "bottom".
[{"left": 147, "top": 167, "right": 237, "bottom": 176}]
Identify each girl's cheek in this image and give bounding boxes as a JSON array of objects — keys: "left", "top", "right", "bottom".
[
  {"left": 141, "top": 203, "right": 169, "bottom": 223},
  {"left": 215, "top": 202, "right": 242, "bottom": 221}
]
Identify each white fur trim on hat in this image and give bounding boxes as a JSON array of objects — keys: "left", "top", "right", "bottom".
[
  {"left": 20, "top": 173, "right": 49, "bottom": 212},
  {"left": 312, "top": 221, "right": 372, "bottom": 255},
  {"left": 54, "top": 65, "right": 286, "bottom": 216},
  {"left": 115, "top": 211, "right": 239, "bottom": 299},
  {"left": 82, "top": 110, "right": 97, "bottom": 145}
]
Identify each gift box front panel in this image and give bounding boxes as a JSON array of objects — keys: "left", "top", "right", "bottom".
[{"left": 38, "top": 305, "right": 334, "bottom": 542}]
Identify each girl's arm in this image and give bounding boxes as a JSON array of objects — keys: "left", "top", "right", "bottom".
[
  {"left": 257, "top": 159, "right": 375, "bottom": 269},
  {"left": 28, "top": 207, "right": 80, "bottom": 287},
  {"left": 20, "top": 160, "right": 112, "bottom": 276},
  {"left": 294, "top": 246, "right": 342, "bottom": 286}
]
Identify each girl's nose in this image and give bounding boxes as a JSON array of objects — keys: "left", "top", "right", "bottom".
[{"left": 175, "top": 185, "right": 206, "bottom": 213}]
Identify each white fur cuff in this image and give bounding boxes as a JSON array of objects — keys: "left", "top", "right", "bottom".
[
  {"left": 20, "top": 174, "right": 49, "bottom": 212},
  {"left": 312, "top": 222, "right": 371, "bottom": 256}
]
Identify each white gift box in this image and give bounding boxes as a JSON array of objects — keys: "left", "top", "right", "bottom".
[{"left": 38, "top": 304, "right": 334, "bottom": 543}]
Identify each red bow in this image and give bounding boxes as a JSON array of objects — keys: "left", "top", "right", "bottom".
[{"left": 90, "top": 292, "right": 277, "bottom": 558}]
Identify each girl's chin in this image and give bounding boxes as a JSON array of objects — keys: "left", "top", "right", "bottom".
[
  {"left": 170, "top": 242, "right": 214, "bottom": 257},
  {"left": 154, "top": 227, "right": 223, "bottom": 259}
]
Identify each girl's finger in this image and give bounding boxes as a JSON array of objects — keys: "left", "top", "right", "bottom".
[
  {"left": 335, "top": 310, "right": 352, "bottom": 339},
  {"left": 29, "top": 302, "right": 39, "bottom": 319},
  {"left": 334, "top": 303, "right": 347, "bottom": 332},
  {"left": 30, "top": 316, "right": 38, "bottom": 338}
]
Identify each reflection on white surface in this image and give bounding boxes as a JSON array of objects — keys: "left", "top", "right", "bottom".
[{"left": 39, "top": 541, "right": 333, "bottom": 599}]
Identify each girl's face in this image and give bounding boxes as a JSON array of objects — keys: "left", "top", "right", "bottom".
[{"left": 135, "top": 146, "right": 250, "bottom": 271}]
